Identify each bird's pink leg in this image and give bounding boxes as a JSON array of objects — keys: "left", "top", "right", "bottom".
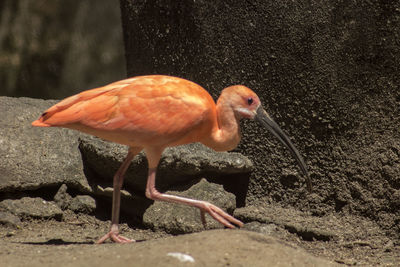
[
  {"left": 145, "top": 168, "right": 244, "bottom": 229},
  {"left": 96, "top": 147, "right": 140, "bottom": 244}
]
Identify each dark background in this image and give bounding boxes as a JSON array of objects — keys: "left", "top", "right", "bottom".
[{"left": 0, "top": 0, "right": 125, "bottom": 99}]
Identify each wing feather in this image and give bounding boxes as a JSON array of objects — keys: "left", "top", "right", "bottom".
[{"left": 32, "top": 75, "right": 217, "bottom": 146}]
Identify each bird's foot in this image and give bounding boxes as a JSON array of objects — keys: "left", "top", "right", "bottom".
[
  {"left": 96, "top": 232, "right": 134, "bottom": 244},
  {"left": 198, "top": 201, "right": 243, "bottom": 229},
  {"left": 96, "top": 224, "right": 135, "bottom": 244}
]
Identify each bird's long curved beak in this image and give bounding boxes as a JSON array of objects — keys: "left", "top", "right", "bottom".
[{"left": 255, "top": 106, "right": 312, "bottom": 192}]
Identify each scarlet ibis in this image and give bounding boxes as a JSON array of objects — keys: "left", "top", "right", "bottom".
[{"left": 32, "top": 75, "right": 310, "bottom": 244}]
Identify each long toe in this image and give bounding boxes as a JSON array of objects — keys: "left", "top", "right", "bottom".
[{"left": 200, "top": 202, "right": 243, "bottom": 228}]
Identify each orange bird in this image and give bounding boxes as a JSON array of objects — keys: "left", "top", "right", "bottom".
[{"left": 32, "top": 75, "right": 310, "bottom": 244}]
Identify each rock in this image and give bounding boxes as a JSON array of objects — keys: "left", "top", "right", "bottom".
[
  {"left": 95, "top": 185, "right": 133, "bottom": 199},
  {"left": 0, "top": 97, "right": 91, "bottom": 194},
  {"left": 79, "top": 134, "right": 253, "bottom": 192},
  {"left": 54, "top": 184, "right": 96, "bottom": 214},
  {"left": 235, "top": 205, "right": 337, "bottom": 241},
  {"left": 0, "top": 211, "right": 21, "bottom": 227},
  {"left": 243, "top": 221, "right": 279, "bottom": 235},
  {"left": 143, "top": 178, "right": 236, "bottom": 234},
  {"left": 94, "top": 184, "right": 153, "bottom": 221},
  {"left": 54, "top": 184, "right": 73, "bottom": 210},
  {"left": 0, "top": 197, "right": 63, "bottom": 221},
  {"left": 68, "top": 195, "right": 96, "bottom": 214},
  {"left": 159, "top": 143, "right": 253, "bottom": 175},
  {"left": 2, "top": 229, "right": 338, "bottom": 266},
  {"left": 123, "top": 230, "right": 340, "bottom": 266}
]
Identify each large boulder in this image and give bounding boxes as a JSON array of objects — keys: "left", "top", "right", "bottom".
[
  {"left": 79, "top": 134, "right": 253, "bottom": 193},
  {"left": 0, "top": 97, "right": 91, "bottom": 193}
]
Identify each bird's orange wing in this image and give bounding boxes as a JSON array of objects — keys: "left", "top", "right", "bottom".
[
  {"left": 31, "top": 78, "right": 131, "bottom": 127},
  {"left": 32, "top": 76, "right": 217, "bottom": 146}
]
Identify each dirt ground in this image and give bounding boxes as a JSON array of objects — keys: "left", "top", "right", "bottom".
[{"left": 1, "top": 207, "right": 398, "bottom": 266}]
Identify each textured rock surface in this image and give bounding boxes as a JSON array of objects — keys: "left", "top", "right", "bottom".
[
  {"left": 0, "top": 229, "right": 339, "bottom": 267},
  {"left": 143, "top": 179, "right": 236, "bottom": 234},
  {"left": 0, "top": 197, "right": 63, "bottom": 221},
  {"left": 0, "top": 97, "right": 91, "bottom": 193},
  {"left": 0, "top": 211, "right": 21, "bottom": 227},
  {"left": 235, "top": 205, "right": 342, "bottom": 242},
  {"left": 54, "top": 184, "right": 73, "bottom": 210},
  {"left": 68, "top": 195, "right": 96, "bottom": 214},
  {"left": 79, "top": 134, "right": 253, "bottom": 193}
]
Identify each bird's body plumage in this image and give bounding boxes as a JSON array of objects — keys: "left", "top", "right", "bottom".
[{"left": 32, "top": 75, "right": 244, "bottom": 151}]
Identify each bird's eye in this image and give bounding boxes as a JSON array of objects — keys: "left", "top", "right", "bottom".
[{"left": 247, "top": 97, "right": 254, "bottom": 105}]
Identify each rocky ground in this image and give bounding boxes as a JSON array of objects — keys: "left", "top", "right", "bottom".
[
  {"left": 1, "top": 96, "right": 399, "bottom": 266},
  {"left": 0, "top": 205, "right": 398, "bottom": 266}
]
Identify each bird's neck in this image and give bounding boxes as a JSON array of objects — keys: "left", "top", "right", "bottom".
[{"left": 206, "top": 98, "right": 241, "bottom": 152}]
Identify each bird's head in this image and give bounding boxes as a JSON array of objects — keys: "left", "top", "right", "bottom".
[
  {"left": 221, "top": 85, "right": 312, "bottom": 192},
  {"left": 220, "top": 85, "right": 261, "bottom": 120}
]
